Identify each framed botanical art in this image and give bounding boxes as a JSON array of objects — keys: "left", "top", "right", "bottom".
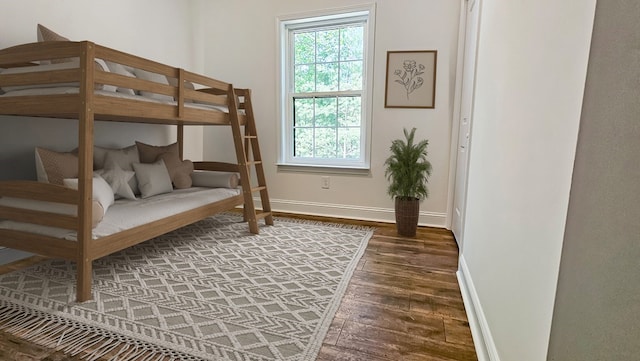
[{"left": 384, "top": 50, "right": 437, "bottom": 108}]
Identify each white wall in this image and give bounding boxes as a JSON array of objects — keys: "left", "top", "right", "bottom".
[
  {"left": 198, "top": 0, "right": 461, "bottom": 227},
  {"left": 458, "top": 0, "right": 596, "bottom": 360},
  {"left": 0, "top": 0, "right": 202, "bottom": 180}
]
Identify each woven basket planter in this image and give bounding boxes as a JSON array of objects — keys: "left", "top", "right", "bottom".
[{"left": 395, "top": 197, "right": 420, "bottom": 237}]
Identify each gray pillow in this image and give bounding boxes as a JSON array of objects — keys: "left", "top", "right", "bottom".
[
  {"left": 100, "top": 145, "right": 140, "bottom": 195},
  {"left": 132, "top": 159, "right": 173, "bottom": 199},
  {"left": 96, "top": 162, "right": 136, "bottom": 200},
  {"left": 191, "top": 170, "right": 239, "bottom": 189}
]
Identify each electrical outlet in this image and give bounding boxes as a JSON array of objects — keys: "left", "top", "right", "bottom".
[{"left": 321, "top": 176, "right": 330, "bottom": 189}]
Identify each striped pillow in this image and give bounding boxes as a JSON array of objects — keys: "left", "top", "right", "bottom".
[{"left": 36, "top": 24, "right": 71, "bottom": 64}]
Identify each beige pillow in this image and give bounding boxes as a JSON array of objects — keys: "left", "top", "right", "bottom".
[
  {"left": 35, "top": 147, "right": 78, "bottom": 185},
  {"left": 136, "top": 141, "right": 179, "bottom": 163},
  {"left": 157, "top": 152, "right": 193, "bottom": 189},
  {"left": 136, "top": 141, "right": 193, "bottom": 189},
  {"left": 36, "top": 24, "right": 72, "bottom": 64},
  {"left": 63, "top": 176, "right": 115, "bottom": 228},
  {"left": 34, "top": 24, "right": 112, "bottom": 92},
  {"left": 37, "top": 24, "right": 69, "bottom": 42}
]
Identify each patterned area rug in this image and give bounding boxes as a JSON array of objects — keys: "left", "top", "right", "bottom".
[{"left": 0, "top": 213, "right": 373, "bottom": 360}]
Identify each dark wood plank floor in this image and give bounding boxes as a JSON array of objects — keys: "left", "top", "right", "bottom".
[
  {"left": 314, "top": 218, "right": 476, "bottom": 361},
  {"left": 0, "top": 215, "right": 476, "bottom": 361}
]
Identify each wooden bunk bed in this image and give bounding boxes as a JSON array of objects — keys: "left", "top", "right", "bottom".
[{"left": 0, "top": 40, "right": 273, "bottom": 302}]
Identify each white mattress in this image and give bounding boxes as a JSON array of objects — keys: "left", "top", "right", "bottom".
[{"left": 0, "top": 187, "right": 240, "bottom": 241}]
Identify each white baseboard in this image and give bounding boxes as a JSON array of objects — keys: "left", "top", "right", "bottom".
[
  {"left": 457, "top": 255, "right": 501, "bottom": 361},
  {"left": 252, "top": 197, "right": 447, "bottom": 228}
]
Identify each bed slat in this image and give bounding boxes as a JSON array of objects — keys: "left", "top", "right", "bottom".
[
  {"left": 95, "top": 45, "right": 178, "bottom": 78},
  {"left": 0, "top": 206, "right": 78, "bottom": 230},
  {"left": 0, "top": 68, "right": 81, "bottom": 87},
  {"left": 0, "top": 41, "right": 81, "bottom": 65},
  {"left": 0, "top": 181, "right": 78, "bottom": 204},
  {"left": 186, "top": 89, "right": 227, "bottom": 105},
  {"left": 94, "top": 71, "right": 177, "bottom": 98},
  {"left": 181, "top": 69, "right": 230, "bottom": 91},
  {"left": 0, "top": 229, "right": 77, "bottom": 260}
]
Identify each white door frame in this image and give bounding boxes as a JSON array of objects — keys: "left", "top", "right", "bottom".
[
  {"left": 445, "top": 0, "right": 468, "bottom": 231},
  {"left": 446, "top": 0, "right": 482, "bottom": 248}
]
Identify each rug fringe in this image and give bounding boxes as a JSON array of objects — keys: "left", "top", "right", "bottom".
[{"left": 0, "top": 302, "right": 191, "bottom": 361}]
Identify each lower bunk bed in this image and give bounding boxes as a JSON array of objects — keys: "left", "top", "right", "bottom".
[
  {"left": 0, "top": 163, "right": 252, "bottom": 303},
  {"left": 0, "top": 182, "right": 242, "bottom": 244}
]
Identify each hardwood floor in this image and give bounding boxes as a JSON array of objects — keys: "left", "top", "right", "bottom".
[
  {"left": 0, "top": 214, "right": 476, "bottom": 361},
  {"left": 313, "top": 217, "right": 476, "bottom": 361}
]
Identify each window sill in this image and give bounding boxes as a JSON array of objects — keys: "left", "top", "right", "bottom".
[{"left": 276, "top": 163, "right": 371, "bottom": 175}]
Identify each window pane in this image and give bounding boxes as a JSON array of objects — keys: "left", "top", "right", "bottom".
[
  {"left": 316, "top": 30, "right": 339, "bottom": 63},
  {"left": 338, "top": 96, "right": 361, "bottom": 127},
  {"left": 294, "top": 64, "right": 315, "bottom": 93},
  {"left": 337, "top": 127, "right": 361, "bottom": 159},
  {"left": 294, "top": 32, "right": 315, "bottom": 64},
  {"left": 316, "top": 62, "right": 339, "bottom": 91},
  {"left": 315, "top": 97, "right": 337, "bottom": 127},
  {"left": 294, "top": 128, "right": 313, "bottom": 157},
  {"left": 294, "top": 98, "right": 314, "bottom": 127},
  {"left": 315, "top": 127, "right": 337, "bottom": 158},
  {"left": 282, "top": 12, "right": 371, "bottom": 167},
  {"left": 339, "top": 60, "right": 363, "bottom": 91},
  {"left": 340, "top": 26, "right": 364, "bottom": 61}
]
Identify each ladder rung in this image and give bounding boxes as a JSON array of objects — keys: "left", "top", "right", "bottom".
[
  {"left": 251, "top": 186, "right": 266, "bottom": 193},
  {"left": 243, "top": 135, "right": 257, "bottom": 139},
  {"left": 255, "top": 211, "right": 272, "bottom": 220},
  {"left": 245, "top": 160, "right": 262, "bottom": 166}
]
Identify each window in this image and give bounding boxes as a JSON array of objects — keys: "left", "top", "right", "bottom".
[{"left": 278, "top": 6, "right": 375, "bottom": 170}]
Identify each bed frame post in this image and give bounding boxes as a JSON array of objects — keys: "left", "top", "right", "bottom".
[
  {"left": 77, "top": 41, "right": 96, "bottom": 302},
  {"left": 177, "top": 69, "right": 185, "bottom": 160},
  {"left": 177, "top": 124, "right": 184, "bottom": 160}
]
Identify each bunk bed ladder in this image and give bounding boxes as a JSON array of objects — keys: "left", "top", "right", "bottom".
[{"left": 228, "top": 86, "right": 273, "bottom": 233}]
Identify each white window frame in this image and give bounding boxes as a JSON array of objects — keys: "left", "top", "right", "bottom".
[{"left": 277, "top": 4, "right": 376, "bottom": 171}]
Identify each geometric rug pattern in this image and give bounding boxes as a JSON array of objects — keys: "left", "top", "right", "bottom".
[{"left": 0, "top": 213, "right": 373, "bottom": 360}]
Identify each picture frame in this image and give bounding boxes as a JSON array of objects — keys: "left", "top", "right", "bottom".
[{"left": 384, "top": 50, "right": 437, "bottom": 109}]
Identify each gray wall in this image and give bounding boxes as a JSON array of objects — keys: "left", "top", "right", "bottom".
[
  {"left": 0, "top": 118, "right": 170, "bottom": 181},
  {"left": 547, "top": 1, "right": 640, "bottom": 360}
]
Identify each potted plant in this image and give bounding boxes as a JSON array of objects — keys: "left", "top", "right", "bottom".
[{"left": 384, "top": 127, "right": 432, "bottom": 237}]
